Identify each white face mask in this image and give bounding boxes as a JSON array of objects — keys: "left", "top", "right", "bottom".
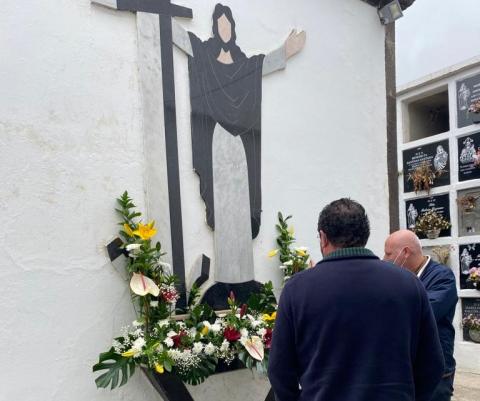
[{"left": 391, "top": 247, "right": 407, "bottom": 268}]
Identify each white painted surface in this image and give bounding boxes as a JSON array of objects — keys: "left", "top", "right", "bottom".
[
  {"left": 0, "top": 0, "right": 389, "bottom": 400},
  {"left": 397, "top": 63, "right": 480, "bottom": 374}
]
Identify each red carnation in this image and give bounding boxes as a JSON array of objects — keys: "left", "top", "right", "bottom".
[
  {"left": 263, "top": 328, "right": 273, "bottom": 349},
  {"left": 172, "top": 331, "right": 187, "bottom": 347},
  {"left": 223, "top": 326, "right": 241, "bottom": 342}
]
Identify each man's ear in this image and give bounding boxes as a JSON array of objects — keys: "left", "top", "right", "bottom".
[{"left": 319, "top": 230, "right": 328, "bottom": 249}]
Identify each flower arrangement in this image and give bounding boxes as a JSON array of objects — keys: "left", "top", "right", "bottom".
[
  {"left": 413, "top": 209, "right": 451, "bottom": 239},
  {"left": 457, "top": 194, "right": 480, "bottom": 213},
  {"left": 467, "top": 267, "right": 480, "bottom": 289},
  {"left": 407, "top": 161, "right": 439, "bottom": 194},
  {"left": 468, "top": 99, "right": 480, "bottom": 114},
  {"left": 463, "top": 314, "right": 480, "bottom": 343},
  {"left": 463, "top": 314, "right": 480, "bottom": 331},
  {"left": 431, "top": 245, "right": 453, "bottom": 266},
  {"left": 268, "top": 212, "right": 311, "bottom": 283},
  {"left": 93, "top": 192, "right": 277, "bottom": 390}
]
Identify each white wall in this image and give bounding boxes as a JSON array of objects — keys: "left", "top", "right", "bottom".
[{"left": 0, "top": 0, "right": 389, "bottom": 400}]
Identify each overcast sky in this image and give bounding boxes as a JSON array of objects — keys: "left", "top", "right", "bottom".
[{"left": 396, "top": 0, "right": 480, "bottom": 86}]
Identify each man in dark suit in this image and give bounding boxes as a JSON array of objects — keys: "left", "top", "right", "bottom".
[
  {"left": 384, "top": 229, "right": 458, "bottom": 401},
  {"left": 268, "top": 198, "right": 444, "bottom": 401}
]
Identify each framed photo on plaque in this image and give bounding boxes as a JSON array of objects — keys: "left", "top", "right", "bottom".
[
  {"left": 458, "top": 133, "right": 480, "bottom": 182},
  {"left": 462, "top": 298, "right": 480, "bottom": 342},
  {"left": 405, "top": 194, "right": 451, "bottom": 239},
  {"left": 457, "top": 73, "right": 480, "bottom": 128},
  {"left": 403, "top": 140, "right": 450, "bottom": 193},
  {"left": 458, "top": 243, "right": 480, "bottom": 290}
]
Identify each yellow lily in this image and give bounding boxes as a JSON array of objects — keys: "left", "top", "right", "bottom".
[
  {"left": 121, "top": 349, "right": 136, "bottom": 358},
  {"left": 133, "top": 221, "right": 157, "bottom": 240},
  {"left": 154, "top": 363, "right": 164, "bottom": 374},
  {"left": 201, "top": 326, "right": 209, "bottom": 336},
  {"left": 296, "top": 248, "right": 307, "bottom": 257},
  {"left": 268, "top": 249, "right": 278, "bottom": 257},
  {"left": 130, "top": 272, "right": 160, "bottom": 297},
  {"left": 262, "top": 312, "right": 277, "bottom": 322},
  {"left": 124, "top": 223, "right": 135, "bottom": 237}
]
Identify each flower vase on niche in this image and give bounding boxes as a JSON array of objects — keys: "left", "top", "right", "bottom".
[
  {"left": 426, "top": 229, "right": 441, "bottom": 240},
  {"left": 469, "top": 329, "right": 480, "bottom": 343}
]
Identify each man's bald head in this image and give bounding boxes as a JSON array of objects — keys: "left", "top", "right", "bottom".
[{"left": 384, "top": 230, "right": 424, "bottom": 273}]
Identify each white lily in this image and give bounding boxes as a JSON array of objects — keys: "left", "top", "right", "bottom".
[{"left": 129, "top": 272, "right": 160, "bottom": 297}]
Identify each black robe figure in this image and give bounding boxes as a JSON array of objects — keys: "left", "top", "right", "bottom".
[
  {"left": 172, "top": 3, "right": 304, "bottom": 301},
  {"left": 188, "top": 4, "right": 264, "bottom": 239}
]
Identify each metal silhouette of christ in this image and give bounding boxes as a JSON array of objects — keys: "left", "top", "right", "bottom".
[{"left": 173, "top": 3, "right": 305, "bottom": 287}]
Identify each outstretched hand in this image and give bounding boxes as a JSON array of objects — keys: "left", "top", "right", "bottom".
[{"left": 285, "top": 29, "right": 306, "bottom": 59}]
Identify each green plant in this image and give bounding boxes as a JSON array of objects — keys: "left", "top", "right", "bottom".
[{"left": 269, "top": 212, "right": 310, "bottom": 283}]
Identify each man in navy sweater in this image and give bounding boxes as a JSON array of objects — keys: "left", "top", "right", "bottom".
[
  {"left": 384, "top": 230, "right": 458, "bottom": 401},
  {"left": 268, "top": 199, "right": 444, "bottom": 401}
]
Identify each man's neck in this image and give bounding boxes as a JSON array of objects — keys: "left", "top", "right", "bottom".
[{"left": 412, "top": 255, "right": 428, "bottom": 275}]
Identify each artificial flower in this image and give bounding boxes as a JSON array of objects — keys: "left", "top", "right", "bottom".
[
  {"left": 133, "top": 221, "right": 157, "bottom": 240},
  {"left": 268, "top": 249, "right": 279, "bottom": 257},
  {"left": 130, "top": 273, "right": 160, "bottom": 297},
  {"left": 243, "top": 336, "right": 264, "bottom": 361}
]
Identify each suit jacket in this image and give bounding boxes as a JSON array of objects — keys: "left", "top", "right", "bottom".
[
  {"left": 419, "top": 259, "right": 458, "bottom": 374},
  {"left": 268, "top": 247, "right": 444, "bottom": 401}
]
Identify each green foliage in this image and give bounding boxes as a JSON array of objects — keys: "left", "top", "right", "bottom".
[
  {"left": 175, "top": 355, "right": 218, "bottom": 385},
  {"left": 247, "top": 281, "right": 276, "bottom": 314},
  {"left": 93, "top": 348, "right": 136, "bottom": 390},
  {"left": 272, "top": 212, "right": 310, "bottom": 283}
]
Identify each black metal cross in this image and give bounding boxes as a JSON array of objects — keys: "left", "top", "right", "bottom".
[{"left": 93, "top": 0, "right": 192, "bottom": 309}]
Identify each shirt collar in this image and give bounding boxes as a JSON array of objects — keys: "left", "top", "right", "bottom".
[
  {"left": 321, "top": 247, "right": 377, "bottom": 261},
  {"left": 416, "top": 255, "right": 431, "bottom": 279}
]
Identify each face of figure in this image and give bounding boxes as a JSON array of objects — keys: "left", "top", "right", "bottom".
[{"left": 217, "top": 14, "right": 232, "bottom": 44}]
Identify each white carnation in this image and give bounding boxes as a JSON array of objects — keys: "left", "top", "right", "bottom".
[
  {"left": 257, "top": 328, "right": 267, "bottom": 337},
  {"left": 132, "top": 337, "right": 146, "bottom": 351},
  {"left": 192, "top": 342, "right": 203, "bottom": 355},
  {"left": 220, "top": 339, "right": 230, "bottom": 352},
  {"left": 210, "top": 323, "right": 221, "bottom": 333},
  {"left": 204, "top": 342, "right": 216, "bottom": 355}
]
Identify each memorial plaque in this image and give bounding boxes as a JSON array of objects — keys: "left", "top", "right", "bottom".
[
  {"left": 458, "top": 243, "right": 480, "bottom": 290},
  {"left": 405, "top": 194, "right": 451, "bottom": 239},
  {"left": 461, "top": 298, "right": 480, "bottom": 342},
  {"left": 457, "top": 188, "right": 480, "bottom": 236},
  {"left": 458, "top": 133, "right": 480, "bottom": 181},
  {"left": 403, "top": 140, "right": 450, "bottom": 193},
  {"left": 457, "top": 73, "right": 480, "bottom": 128}
]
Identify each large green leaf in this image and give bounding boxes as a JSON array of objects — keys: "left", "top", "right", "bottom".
[{"left": 93, "top": 348, "right": 136, "bottom": 390}]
